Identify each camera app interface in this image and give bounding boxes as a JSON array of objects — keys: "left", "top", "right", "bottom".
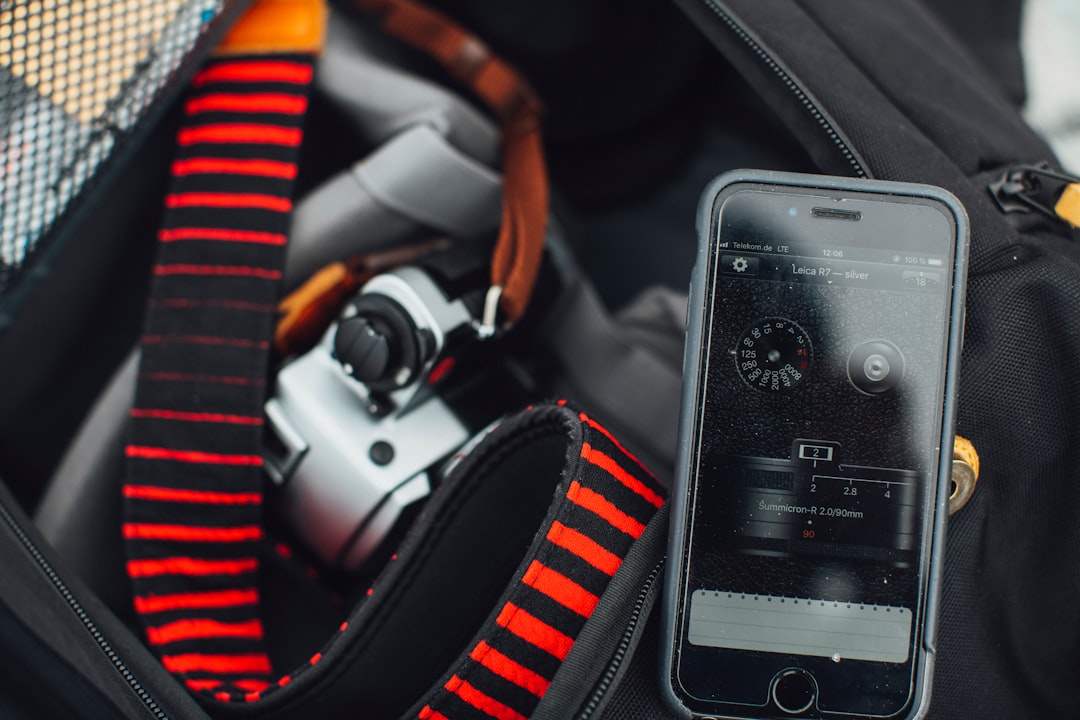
[{"left": 677, "top": 188, "right": 955, "bottom": 712}]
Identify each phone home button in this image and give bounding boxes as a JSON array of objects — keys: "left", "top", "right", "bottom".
[{"left": 771, "top": 668, "right": 817, "bottom": 715}]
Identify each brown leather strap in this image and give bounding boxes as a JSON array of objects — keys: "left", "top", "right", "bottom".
[{"left": 354, "top": 0, "right": 549, "bottom": 325}]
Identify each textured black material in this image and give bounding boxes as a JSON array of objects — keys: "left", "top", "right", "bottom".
[{"left": 589, "top": 612, "right": 681, "bottom": 720}]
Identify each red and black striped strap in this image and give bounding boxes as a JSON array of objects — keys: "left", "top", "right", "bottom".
[
  {"left": 413, "top": 403, "right": 666, "bottom": 720},
  {"left": 123, "top": 53, "right": 314, "bottom": 700}
]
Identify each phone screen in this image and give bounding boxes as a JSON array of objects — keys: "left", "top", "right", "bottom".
[{"left": 669, "top": 181, "right": 962, "bottom": 718}]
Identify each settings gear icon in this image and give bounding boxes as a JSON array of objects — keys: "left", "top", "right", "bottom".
[{"left": 731, "top": 256, "right": 750, "bottom": 273}]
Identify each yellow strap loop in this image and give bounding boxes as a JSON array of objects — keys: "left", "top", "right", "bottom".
[
  {"left": 1053, "top": 183, "right": 1080, "bottom": 229},
  {"left": 950, "top": 435, "right": 980, "bottom": 515}
]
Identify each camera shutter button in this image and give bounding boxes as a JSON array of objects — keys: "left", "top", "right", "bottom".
[{"left": 335, "top": 316, "right": 392, "bottom": 384}]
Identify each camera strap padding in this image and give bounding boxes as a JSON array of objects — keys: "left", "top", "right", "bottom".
[
  {"left": 231, "top": 402, "right": 666, "bottom": 718},
  {"left": 395, "top": 403, "right": 667, "bottom": 720},
  {"left": 122, "top": 50, "right": 316, "bottom": 701}
]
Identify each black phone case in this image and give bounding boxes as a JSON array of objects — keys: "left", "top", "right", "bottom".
[{"left": 660, "top": 169, "right": 970, "bottom": 720}]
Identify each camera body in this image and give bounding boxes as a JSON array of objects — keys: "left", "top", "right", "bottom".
[{"left": 264, "top": 265, "right": 495, "bottom": 571}]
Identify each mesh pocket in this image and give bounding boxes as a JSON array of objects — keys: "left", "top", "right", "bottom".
[{"left": 0, "top": 0, "right": 242, "bottom": 314}]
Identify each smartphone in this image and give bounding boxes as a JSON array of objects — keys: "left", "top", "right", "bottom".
[{"left": 662, "top": 170, "right": 968, "bottom": 719}]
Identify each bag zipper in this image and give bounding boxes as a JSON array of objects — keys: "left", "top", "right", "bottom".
[
  {"left": 575, "top": 558, "right": 666, "bottom": 720},
  {"left": 0, "top": 500, "right": 172, "bottom": 720},
  {"left": 697, "top": 0, "right": 870, "bottom": 180}
]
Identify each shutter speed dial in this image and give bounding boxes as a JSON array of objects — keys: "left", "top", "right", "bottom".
[{"left": 736, "top": 317, "right": 813, "bottom": 392}]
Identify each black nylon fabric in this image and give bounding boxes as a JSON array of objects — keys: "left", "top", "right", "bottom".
[
  {"left": 943, "top": 255, "right": 1080, "bottom": 718},
  {"left": 681, "top": 0, "right": 1062, "bottom": 269},
  {"left": 918, "top": 0, "right": 1027, "bottom": 108},
  {"left": 794, "top": 1, "right": 1043, "bottom": 175}
]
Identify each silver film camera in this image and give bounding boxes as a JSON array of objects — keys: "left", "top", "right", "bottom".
[{"left": 263, "top": 264, "right": 499, "bottom": 571}]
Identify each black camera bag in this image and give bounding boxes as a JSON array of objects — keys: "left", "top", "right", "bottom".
[{"left": 1, "top": 0, "right": 1078, "bottom": 719}]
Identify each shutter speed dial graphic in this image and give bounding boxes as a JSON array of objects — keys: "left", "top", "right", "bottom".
[{"left": 736, "top": 317, "right": 813, "bottom": 392}]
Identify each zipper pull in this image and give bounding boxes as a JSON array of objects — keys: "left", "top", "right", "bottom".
[{"left": 989, "top": 163, "right": 1080, "bottom": 229}]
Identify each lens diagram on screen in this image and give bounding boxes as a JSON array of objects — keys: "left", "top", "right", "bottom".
[
  {"left": 690, "top": 439, "right": 920, "bottom": 664},
  {"left": 712, "top": 439, "right": 919, "bottom": 565}
]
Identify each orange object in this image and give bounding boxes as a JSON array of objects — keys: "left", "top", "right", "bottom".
[
  {"left": 275, "top": 262, "right": 358, "bottom": 356},
  {"left": 1054, "top": 183, "right": 1080, "bottom": 229},
  {"left": 949, "top": 434, "right": 980, "bottom": 515},
  {"left": 216, "top": 0, "right": 328, "bottom": 56},
  {"left": 953, "top": 435, "right": 979, "bottom": 480}
]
